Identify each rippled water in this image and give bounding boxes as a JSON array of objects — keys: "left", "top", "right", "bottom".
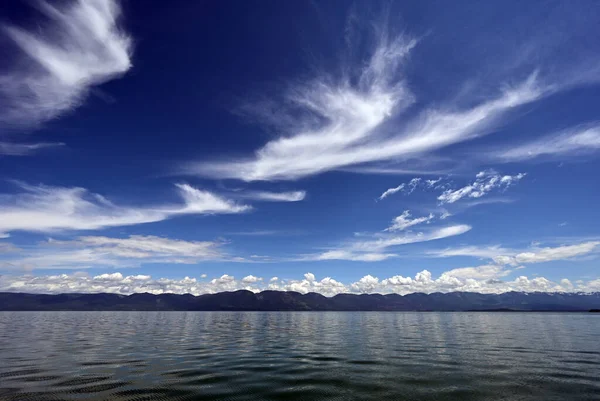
[{"left": 1, "top": 312, "right": 599, "bottom": 400}]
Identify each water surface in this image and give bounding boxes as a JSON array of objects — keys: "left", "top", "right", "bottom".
[{"left": 0, "top": 312, "right": 599, "bottom": 400}]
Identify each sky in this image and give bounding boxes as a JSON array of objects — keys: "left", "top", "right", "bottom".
[{"left": 0, "top": 0, "right": 600, "bottom": 296}]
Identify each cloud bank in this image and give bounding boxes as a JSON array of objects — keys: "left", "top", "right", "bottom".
[{"left": 2, "top": 269, "right": 599, "bottom": 296}]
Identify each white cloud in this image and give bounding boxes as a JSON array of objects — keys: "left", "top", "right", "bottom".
[
  {"left": 438, "top": 170, "right": 525, "bottom": 204},
  {"left": 185, "top": 21, "right": 554, "bottom": 183},
  {"left": 306, "top": 224, "right": 471, "bottom": 262},
  {"left": 385, "top": 210, "right": 434, "bottom": 231},
  {"left": 2, "top": 269, "right": 597, "bottom": 296},
  {"left": 379, "top": 177, "right": 446, "bottom": 200},
  {"left": 175, "top": 184, "right": 251, "bottom": 214},
  {"left": 440, "top": 264, "right": 509, "bottom": 280},
  {"left": 351, "top": 225, "right": 472, "bottom": 252},
  {"left": 440, "top": 211, "right": 452, "bottom": 220},
  {"left": 1, "top": 0, "right": 132, "bottom": 128},
  {"left": 428, "top": 245, "right": 513, "bottom": 259},
  {"left": 378, "top": 184, "right": 404, "bottom": 200},
  {"left": 312, "top": 250, "right": 396, "bottom": 262},
  {"left": 240, "top": 190, "right": 306, "bottom": 202},
  {"left": 350, "top": 275, "right": 380, "bottom": 293},
  {"left": 73, "top": 235, "right": 223, "bottom": 259},
  {"left": 406, "top": 178, "right": 421, "bottom": 194},
  {"left": 428, "top": 241, "right": 600, "bottom": 272},
  {"left": 495, "top": 241, "right": 600, "bottom": 265},
  {"left": 0, "top": 182, "right": 250, "bottom": 235},
  {"left": 494, "top": 124, "right": 600, "bottom": 162},
  {"left": 425, "top": 178, "right": 442, "bottom": 188},
  {"left": 242, "top": 275, "right": 262, "bottom": 283},
  {"left": 0, "top": 235, "right": 227, "bottom": 270}
]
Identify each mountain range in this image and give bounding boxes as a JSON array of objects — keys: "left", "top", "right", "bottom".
[{"left": 1, "top": 291, "right": 600, "bottom": 311}]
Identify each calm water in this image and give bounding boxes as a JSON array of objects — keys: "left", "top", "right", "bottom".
[{"left": 0, "top": 312, "right": 599, "bottom": 401}]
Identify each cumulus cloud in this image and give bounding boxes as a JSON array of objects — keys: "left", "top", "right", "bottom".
[
  {"left": 493, "top": 124, "right": 600, "bottom": 162},
  {"left": 184, "top": 14, "right": 559, "bottom": 183},
  {"left": 241, "top": 275, "right": 261, "bottom": 283},
  {"left": 385, "top": 210, "right": 434, "bottom": 231},
  {"left": 2, "top": 269, "right": 598, "bottom": 296},
  {"left": 438, "top": 170, "right": 525, "bottom": 204},
  {"left": 1, "top": 0, "right": 132, "bottom": 128},
  {"left": 0, "top": 182, "right": 250, "bottom": 235}
]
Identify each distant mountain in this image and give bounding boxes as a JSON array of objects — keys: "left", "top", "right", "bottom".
[{"left": 1, "top": 291, "right": 600, "bottom": 311}]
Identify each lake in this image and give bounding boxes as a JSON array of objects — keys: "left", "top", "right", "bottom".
[{"left": 0, "top": 312, "right": 598, "bottom": 400}]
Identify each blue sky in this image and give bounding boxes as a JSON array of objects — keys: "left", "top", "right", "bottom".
[{"left": 0, "top": 0, "right": 599, "bottom": 295}]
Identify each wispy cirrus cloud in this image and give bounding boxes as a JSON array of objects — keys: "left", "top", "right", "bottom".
[
  {"left": 186, "top": 63, "right": 544, "bottom": 182},
  {"left": 350, "top": 225, "right": 472, "bottom": 253},
  {"left": 303, "top": 224, "right": 471, "bottom": 262},
  {"left": 429, "top": 241, "right": 600, "bottom": 266},
  {"left": 428, "top": 245, "right": 513, "bottom": 259},
  {"left": 492, "top": 123, "right": 600, "bottom": 162},
  {"left": 0, "top": 182, "right": 250, "bottom": 235},
  {"left": 493, "top": 241, "right": 600, "bottom": 266},
  {"left": 237, "top": 190, "right": 306, "bottom": 202},
  {"left": 1, "top": 0, "right": 132, "bottom": 129},
  {"left": 0, "top": 235, "right": 228, "bottom": 270},
  {"left": 178, "top": 3, "right": 600, "bottom": 184},
  {"left": 310, "top": 250, "right": 397, "bottom": 262}
]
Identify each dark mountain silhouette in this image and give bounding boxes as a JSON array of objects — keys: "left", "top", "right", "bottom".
[{"left": 1, "top": 291, "right": 600, "bottom": 311}]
